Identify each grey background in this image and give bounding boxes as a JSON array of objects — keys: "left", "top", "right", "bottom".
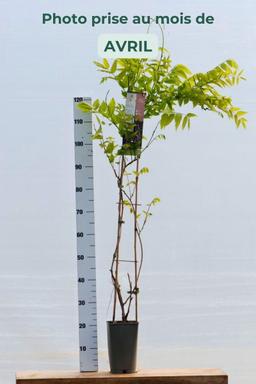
[{"left": 0, "top": 0, "right": 256, "bottom": 383}]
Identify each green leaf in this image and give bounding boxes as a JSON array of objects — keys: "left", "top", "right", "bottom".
[
  {"left": 78, "top": 102, "right": 92, "bottom": 113},
  {"left": 108, "top": 98, "right": 115, "bottom": 115},
  {"left": 110, "top": 60, "right": 117, "bottom": 73},
  {"left": 174, "top": 113, "right": 182, "bottom": 129},
  {"left": 94, "top": 60, "right": 106, "bottom": 69},
  {"left": 220, "top": 63, "right": 228, "bottom": 71},
  {"left": 160, "top": 113, "right": 174, "bottom": 128},
  {"left": 156, "top": 134, "right": 166, "bottom": 140},
  {"left": 236, "top": 111, "right": 247, "bottom": 118},
  {"left": 177, "top": 64, "right": 192, "bottom": 75},
  {"left": 241, "top": 118, "right": 247, "bottom": 128},
  {"left": 182, "top": 115, "right": 188, "bottom": 129},
  {"left": 103, "top": 58, "right": 110, "bottom": 69},
  {"left": 152, "top": 197, "right": 160, "bottom": 205},
  {"left": 186, "top": 113, "right": 197, "bottom": 118},
  {"left": 100, "top": 77, "right": 108, "bottom": 84},
  {"left": 123, "top": 200, "right": 132, "bottom": 207},
  {"left": 93, "top": 99, "right": 100, "bottom": 109},
  {"left": 226, "top": 59, "right": 238, "bottom": 69},
  {"left": 140, "top": 167, "right": 149, "bottom": 174},
  {"left": 92, "top": 128, "right": 103, "bottom": 140},
  {"left": 105, "top": 141, "right": 115, "bottom": 154},
  {"left": 99, "top": 101, "right": 107, "bottom": 114}
]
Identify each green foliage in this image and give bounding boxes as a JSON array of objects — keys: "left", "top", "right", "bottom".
[
  {"left": 151, "top": 197, "right": 161, "bottom": 205},
  {"left": 87, "top": 53, "right": 247, "bottom": 128},
  {"left": 78, "top": 51, "right": 247, "bottom": 218},
  {"left": 79, "top": 52, "right": 247, "bottom": 166},
  {"left": 133, "top": 167, "right": 149, "bottom": 176},
  {"left": 160, "top": 110, "right": 197, "bottom": 130}
]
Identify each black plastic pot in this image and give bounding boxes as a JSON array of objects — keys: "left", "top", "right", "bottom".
[{"left": 107, "top": 321, "right": 139, "bottom": 373}]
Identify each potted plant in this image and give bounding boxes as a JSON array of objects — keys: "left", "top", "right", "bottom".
[{"left": 78, "top": 48, "right": 246, "bottom": 373}]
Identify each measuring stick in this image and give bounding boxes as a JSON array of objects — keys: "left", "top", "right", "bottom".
[{"left": 73, "top": 97, "right": 98, "bottom": 372}]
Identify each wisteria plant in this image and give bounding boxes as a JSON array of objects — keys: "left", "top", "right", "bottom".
[{"left": 78, "top": 49, "right": 247, "bottom": 324}]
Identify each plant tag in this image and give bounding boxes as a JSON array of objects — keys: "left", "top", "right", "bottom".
[{"left": 122, "top": 92, "right": 146, "bottom": 155}]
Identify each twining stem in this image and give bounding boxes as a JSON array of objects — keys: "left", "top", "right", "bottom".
[
  {"left": 111, "top": 155, "right": 125, "bottom": 321},
  {"left": 110, "top": 152, "right": 143, "bottom": 322},
  {"left": 107, "top": 123, "right": 161, "bottom": 322},
  {"left": 134, "top": 157, "right": 140, "bottom": 321}
]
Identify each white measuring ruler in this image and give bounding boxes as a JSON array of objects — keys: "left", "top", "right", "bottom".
[{"left": 73, "top": 97, "right": 98, "bottom": 372}]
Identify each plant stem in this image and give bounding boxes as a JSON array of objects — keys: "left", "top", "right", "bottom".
[
  {"left": 134, "top": 157, "right": 140, "bottom": 321},
  {"left": 111, "top": 155, "right": 125, "bottom": 321}
]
